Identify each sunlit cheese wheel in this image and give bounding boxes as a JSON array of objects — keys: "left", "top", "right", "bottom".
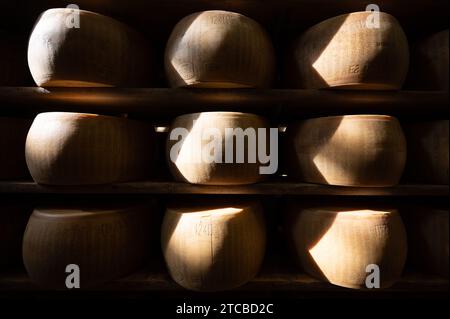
[
  {"left": 287, "top": 206, "right": 407, "bottom": 289},
  {"left": 165, "top": 10, "right": 275, "bottom": 88},
  {"left": 166, "top": 112, "right": 273, "bottom": 185},
  {"left": 404, "top": 120, "right": 449, "bottom": 184},
  {"left": 25, "top": 112, "right": 155, "bottom": 185},
  {"left": 287, "top": 115, "right": 406, "bottom": 186},
  {"left": 407, "top": 208, "right": 448, "bottom": 278},
  {"left": 409, "top": 29, "right": 449, "bottom": 90},
  {"left": 161, "top": 200, "right": 266, "bottom": 291},
  {"left": 0, "top": 204, "right": 31, "bottom": 268},
  {"left": 289, "top": 11, "right": 409, "bottom": 89},
  {"left": 23, "top": 204, "right": 152, "bottom": 289},
  {"left": 0, "top": 117, "right": 32, "bottom": 180},
  {"left": 28, "top": 8, "right": 153, "bottom": 87},
  {"left": 0, "top": 32, "right": 30, "bottom": 85}
]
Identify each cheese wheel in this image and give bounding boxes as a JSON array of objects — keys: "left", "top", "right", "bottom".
[
  {"left": 289, "top": 11, "right": 409, "bottom": 89},
  {"left": 407, "top": 208, "right": 448, "bottom": 278},
  {"left": 287, "top": 206, "right": 407, "bottom": 289},
  {"left": 28, "top": 8, "right": 153, "bottom": 87},
  {"left": 0, "top": 32, "right": 30, "bottom": 85},
  {"left": 165, "top": 10, "right": 275, "bottom": 88},
  {"left": 404, "top": 121, "right": 449, "bottom": 184},
  {"left": 0, "top": 204, "right": 31, "bottom": 268},
  {"left": 166, "top": 112, "right": 272, "bottom": 185},
  {"left": 0, "top": 117, "right": 32, "bottom": 180},
  {"left": 22, "top": 204, "right": 152, "bottom": 289},
  {"left": 25, "top": 112, "right": 156, "bottom": 185},
  {"left": 287, "top": 115, "right": 406, "bottom": 186},
  {"left": 161, "top": 200, "right": 266, "bottom": 291},
  {"left": 408, "top": 29, "right": 449, "bottom": 90}
]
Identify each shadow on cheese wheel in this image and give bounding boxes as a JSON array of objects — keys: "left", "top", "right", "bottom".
[
  {"left": 287, "top": 11, "right": 409, "bottom": 90},
  {"left": 286, "top": 204, "right": 407, "bottom": 289},
  {"left": 165, "top": 10, "right": 275, "bottom": 88},
  {"left": 286, "top": 115, "right": 406, "bottom": 187},
  {"left": 25, "top": 112, "right": 156, "bottom": 185},
  {"left": 28, "top": 8, "right": 153, "bottom": 87},
  {"left": 0, "top": 117, "right": 32, "bottom": 180},
  {"left": 22, "top": 203, "right": 154, "bottom": 289},
  {"left": 166, "top": 112, "right": 274, "bottom": 185},
  {"left": 405, "top": 207, "right": 448, "bottom": 278},
  {"left": 407, "top": 29, "right": 449, "bottom": 91},
  {"left": 403, "top": 120, "right": 449, "bottom": 184},
  {"left": 0, "top": 203, "right": 31, "bottom": 269},
  {"left": 161, "top": 199, "right": 266, "bottom": 291}
]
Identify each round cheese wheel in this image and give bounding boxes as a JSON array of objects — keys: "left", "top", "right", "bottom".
[
  {"left": 287, "top": 206, "right": 407, "bottom": 289},
  {"left": 404, "top": 120, "right": 449, "bottom": 184},
  {"left": 0, "top": 117, "right": 32, "bottom": 180},
  {"left": 165, "top": 10, "right": 275, "bottom": 88},
  {"left": 22, "top": 204, "right": 152, "bottom": 288},
  {"left": 28, "top": 8, "right": 153, "bottom": 87},
  {"left": 407, "top": 208, "right": 448, "bottom": 278},
  {"left": 0, "top": 204, "right": 31, "bottom": 268},
  {"left": 25, "top": 112, "right": 156, "bottom": 185},
  {"left": 288, "top": 11, "right": 409, "bottom": 89},
  {"left": 408, "top": 29, "right": 449, "bottom": 90},
  {"left": 287, "top": 115, "right": 406, "bottom": 186},
  {"left": 161, "top": 200, "right": 266, "bottom": 291},
  {"left": 166, "top": 112, "right": 271, "bottom": 185}
]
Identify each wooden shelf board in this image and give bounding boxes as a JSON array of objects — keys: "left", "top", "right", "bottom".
[
  {"left": 0, "top": 87, "right": 448, "bottom": 119},
  {"left": 0, "top": 181, "right": 448, "bottom": 196},
  {"left": 0, "top": 270, "right": 447, "bottom": 293}
]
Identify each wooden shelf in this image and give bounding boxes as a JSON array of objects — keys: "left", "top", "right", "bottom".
[
  {"left": 0, "top": 181, "right": 447, "bottom": 196},
  {"left": 0, "top": 87, "right": 448, "bottom": 120},
  {"left": 0, "top": 269, "right": 447, "bottom": 294}
]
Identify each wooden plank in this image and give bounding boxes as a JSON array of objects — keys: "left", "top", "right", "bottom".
[
  {"left": 0, "top": 270, "right": 446, "bottom": 293},
  {"left": 0, "top": 87, "right": 448, "bottom": 119},
  {"left": 0, "top": 181, "right": 447, "bottom": 196}
]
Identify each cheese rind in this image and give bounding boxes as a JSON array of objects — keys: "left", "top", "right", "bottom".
[
  {"left": 25, "top": 112, "right": 155, "bottom": 185},
  {"left": 28, "top": 9, "right": 153, "bottom": 87},
  {"left": 287, "top": 115, "right": 406, "bottom": 186},
  {"left": 166, "top": 112, "right": 271, "bottom": 185},
  {"left": 22, "top": 204, "right": 152, "bottom": 288},
  {"left": 286, "top": 206, "right": 407, "bottom": 289},
  {"left": 403, "top": 120, "right": 449, "bottom": 184},
  {"left": 161, "top": 200, "right": 266, "bottom": 291},
  {"left": 165, "top": 10, "right": 275, "bottom": 88},
  {"left": 407, "top": 208, "right": 449, "bottom": 278},
  {"left": 408, "top": 29, "right": 449, "bottom": 90},
  {"left": 288, "top": 11, "right": 409, "bottom": 89}
]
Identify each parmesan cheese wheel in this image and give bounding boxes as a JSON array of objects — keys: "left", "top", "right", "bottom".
[
  {"left": 0, "top": 204, "right": 31, "bottom": 268},
  {"left": 407, "top": 208, "right": 448, "bottom": 278},
  {"left": 0, "top": 117, "right": 32, "bottom": 180},
  {"left": 289, "top": 11, "right": 409, "bottom": 89},
  {"left": 404, "top": 120, "right": 449, "bottom": 184},
  {"left": 22, "top": 204, "right": 152, "bottom": 289},
  {"left": 28, "top": 8, "right": 153, "bottom": 87},
  {"left": 165, "top": 10, "right": 275, "bottom": 88},
  {"left": 287, "top": 206, "right": 407, "bottom": 289},
  {"left": 161, "top": 200, "right": 266, "bottom": 291},
  {"left": 408, "top": 29, "right": 449, "bottom": 90},
  {"left": 25, "top": 112, "right": 156, "bottom": 185},
  {"left": 166, "top": 112, "right": 272, "bottom": 185},
  {"left": 287, "top": 115, "right": 406, "bottom": 186}
]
